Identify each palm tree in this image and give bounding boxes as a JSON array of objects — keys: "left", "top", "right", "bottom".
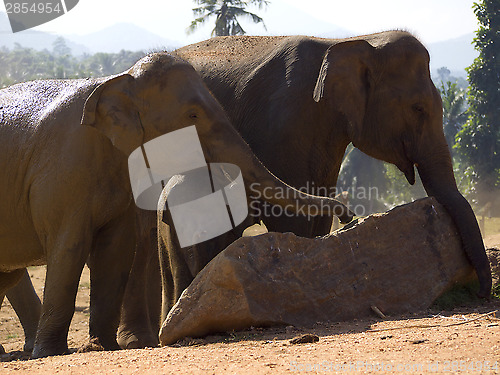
[{"left": 187, "top": 0, "right": 269, "bottom": 37}]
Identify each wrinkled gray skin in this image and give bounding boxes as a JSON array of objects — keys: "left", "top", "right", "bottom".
[
  {"left": 163, "top": 31, "right": 491, "bottom": 314},
  {"left": 1, "top": 53, "right": 351, "bottom": 354}
]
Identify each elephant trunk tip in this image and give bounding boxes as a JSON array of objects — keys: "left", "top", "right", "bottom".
[{"left": 476, "top": 271, "right": 493, "bottom": 299}]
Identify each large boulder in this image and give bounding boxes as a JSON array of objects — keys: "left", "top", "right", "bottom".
[{"left": 159, "top": 197, "right": 476, "bottom": 346}]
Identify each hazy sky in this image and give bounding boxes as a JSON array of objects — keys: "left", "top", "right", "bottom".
[{"left": 1, "top": 0, "right": 479, "bottom": 45}]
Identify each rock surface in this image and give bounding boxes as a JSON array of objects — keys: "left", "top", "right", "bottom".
[
  {"left": 486, "top": 247, "right": 500, "bottom": 286},
  {"left": 159, "top": 198, "right": 477, "bottom": 346}
]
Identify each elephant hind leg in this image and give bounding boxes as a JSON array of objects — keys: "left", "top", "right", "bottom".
[
  {"left": 117, "top": 225, "right": 159, "bottom": 349},
  {"left": 87, "top": 207, "right": 136, "bottom": 351},
  {"left": 6, "top": 269, "right": 42, "bottom": 352},
  {"left": 0, "top": 268, "right": 27, "bottom": 354}
]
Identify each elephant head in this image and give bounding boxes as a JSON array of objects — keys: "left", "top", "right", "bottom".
[
  {"left": 81, "top": 53, "right": 353, "bottom": 223},
  {"left": 313, "top": 33, "right": 491, "bottom": 297}
]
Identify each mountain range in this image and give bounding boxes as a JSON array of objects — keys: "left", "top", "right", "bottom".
[
  {"left": 0, "top": 11, "right": 477, "bottom": 78},
  {"left": 427, "top": 33, "right": 477, "bottom": 75}
]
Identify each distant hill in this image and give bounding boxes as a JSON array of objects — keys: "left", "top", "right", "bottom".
[
  {"left": 0, "top": 12, "right": 89, "bottom": 54},
  {"left": 0, "top": 13, "right": 179, "bottom": 54},
  {"left": 64, "top": 23, "right": 181, "bottom": 54},
  {"left": 427, "top": 33, "right": 478, "bottom": 78}
]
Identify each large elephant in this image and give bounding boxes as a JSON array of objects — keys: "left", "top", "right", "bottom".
[
  {"left": 167, "top": 31, "right": 492, "bottom": 303},
  {"left": 0, "top": 52, "right": 351, "bottom": 356}
]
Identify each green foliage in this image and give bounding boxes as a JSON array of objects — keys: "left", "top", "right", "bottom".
[
  {"left": 431, "top": 280, "right": 482, "bottom": 310},
  {"left": 455, "top": 0, "right": 500, "bottom": 196},
  {"left": 188, "top": 0, "right": 269, "bottom": 36},
  {"left": 492, "top": 282, "right": 500, "bottom": 300},
  {"left": 454, "top": 164, "right": 480, "bottom": 207},
  {"left": 438, "top": 81, "right": 467, "bottom": 155},
  {"left": 0, "top": 39, "right": 146, "bottom": 88}
]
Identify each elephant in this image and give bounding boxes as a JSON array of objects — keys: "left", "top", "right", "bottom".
[
  {"left": 162, "top": 30, "right": 491, "bottom": 312},
  {"left": 0, "top": 52, "right": 352, "bottom": 356},
  {"left": 5, "top": 270, "right": 41, "bottom": 352}
]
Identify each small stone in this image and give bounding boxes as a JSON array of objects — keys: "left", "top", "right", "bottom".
[
  {"left": 76, "top": 338, "right": 104, "bottom": 353},
  {"left": 289, "top": 334, "right": 319, "bottom": 344}
]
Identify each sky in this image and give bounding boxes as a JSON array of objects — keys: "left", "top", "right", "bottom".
[{"left": 1, "top": 0, "right": 479, "bottom": 46}]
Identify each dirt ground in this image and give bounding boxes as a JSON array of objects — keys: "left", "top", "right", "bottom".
[{"left": 0, "top": 235, "right": 499, "bottom": 374}]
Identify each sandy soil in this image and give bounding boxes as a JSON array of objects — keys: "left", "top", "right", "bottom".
[{"left": 0, "top": 235, "right": 499, "bottom": 374}]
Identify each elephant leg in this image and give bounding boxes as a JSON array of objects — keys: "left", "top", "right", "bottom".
[
  {"left": 0, "top": 269, "right": 26, "bottom": 354},
  {"left": 87, "top": 208, "right": 135, "bottom": 351},
  {"left": 0, "top": 269, "right": 25, "bottom": 294},
  {"left": 32, "top": 225, "right": 91, "bottom": 358},
  {"left": 146, "top": 250, "right": 162, "bottom": 335},
  {"left": 6, "top": 269, "right": 42, "bottom": 352},
  {"left": 117, "top": 225, "right": 158, "bottom": 349}
]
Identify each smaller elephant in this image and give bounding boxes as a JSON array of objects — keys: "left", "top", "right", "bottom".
[{"left": 0, "top": 52, "right": 352, "bottom": 356}]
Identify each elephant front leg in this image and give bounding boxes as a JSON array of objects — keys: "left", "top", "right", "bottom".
[
  {"left": 31, "top": 228, "right": 91, "bottom": 358},
  {"left": 87, "top": 208, "right": 136, "bottom": 351},
  {"left": 6, "top": 269, "right": 42, "bottom": 352}
]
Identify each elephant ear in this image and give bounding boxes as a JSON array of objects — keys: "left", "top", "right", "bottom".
[
  {"left": 313, "top": 40, "right": 374, "bottom": 140},
  {"left": 81, "top": 74, "right": 143, "bottom": 155}
]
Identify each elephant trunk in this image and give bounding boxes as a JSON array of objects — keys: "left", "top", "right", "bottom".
[
  {"left": 416, "top": 153, "right": 492, "bottom": 298},
  {"left": 202, "top": 121, "right": 354, "bottom": 224}
]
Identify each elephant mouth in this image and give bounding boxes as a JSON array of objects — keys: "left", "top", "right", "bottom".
[
  {"left": 403, "top": 164, "right": 416, "bottom": 185},
  {"left": 399, "top": 139, "right": 416, "bottom": 185},
  {"left": 396, "top": 156, "right": 416, "bottom": 186}
]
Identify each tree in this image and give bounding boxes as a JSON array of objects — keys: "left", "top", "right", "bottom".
[
  {"left": 437, "top": 66, "right": 451, "bottom": 83},
  {"left": 52, "top": 37, "right": 71, "bottom": 57},
  {"left": 0, "top": 46, "right": 146, "bottom": 85},
  {"left": 438, "top": 81, "right": 467, "bottom": 154},
  {"left": 455, "top": 0, "right": 500, "bottom": 205},
  {"left": 188, "top": 0, "right": 269, "bottom": 37}
]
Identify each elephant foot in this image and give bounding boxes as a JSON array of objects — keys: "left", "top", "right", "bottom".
[
  {"left": 31, "top": 344, "right": 69, "bottom": 359},
  {"left": 117, "top": 329, "right": 158, "bottom": 349},
  {"left": 23, "top": 337, "right": 35, "bottom": 353}
]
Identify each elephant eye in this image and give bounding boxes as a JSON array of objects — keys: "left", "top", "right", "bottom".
[
  {"left": 189, "top": 113, "right": 198, "bottom": 119},
  {"left": 412, "top": 104, "right": 425, "bottom": 114}
]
